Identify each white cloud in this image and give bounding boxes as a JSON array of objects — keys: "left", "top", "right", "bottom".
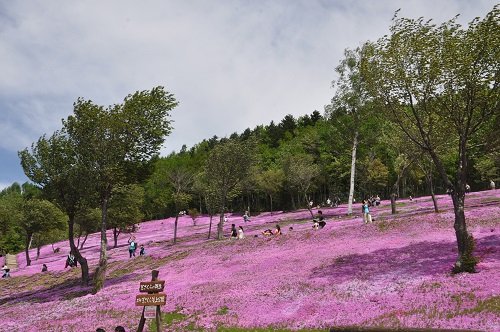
[{"left": 0, "top": 0, "right": 497, "bottom": 161}]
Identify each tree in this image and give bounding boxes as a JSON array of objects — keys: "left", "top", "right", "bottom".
[
  {"left": 168, "top": 169, "right": 193, "bottom": 244},
  {"left": 62, "top": 86, "right": 177, "bottom": 292},
  {"left": 20, "top": 199, "right": 66, "bottom": 266},
  {"left": 74, "top": 207, "right": 101, "bottom": 250},
  {"left": 205, "top": 139, "right": 255, "bottom": 240},
  {"left": 327, "top": 47, "right": 373, "bottom": 215},
  {"left": 362, "top": 7, "right": 499, "bottom": 272},
  {"left": 256, "top": 167, "right": 284, "bottom": 215},
  {"left": 19, "top": 131, "right": 93, "bottom": 284},
  {"left": 283, "top": 154, "right": 320, "bottom": 218},
  {"left": 0, "top": 186, "right": 24, "bottom": 255},
  {"left": 108, "top": 184, "right": 145, "bottom": 248}
]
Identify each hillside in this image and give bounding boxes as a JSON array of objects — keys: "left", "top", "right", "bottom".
[{"left": 0, "top": 190, "right": 499, "bottom": 331}]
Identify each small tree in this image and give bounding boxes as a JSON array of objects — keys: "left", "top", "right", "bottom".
[
  {"left": 283, "top": 154, "right": 320, "bottom": 218},
  {"left": 188, "top": 208, "right": 200, "bottom": 226},
  {"left": 108, "top": 184, "right": 145, "bottom": 248},
  {"left": 20, "top": 199, "right": 66, "bottom": 266},
  {"left": 205, "top": 139, "right": 255, "bottom": 240},
  {"left": 256, "top": 167, "right": 284, "bottom": 215}
]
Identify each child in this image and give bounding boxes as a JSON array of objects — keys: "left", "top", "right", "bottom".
[
  {"left": 139, "top": 245, "right": 145, "bottom": 256},
  {"left": 238, "top": 226, "right": 245, "bottom": 239},
  {"left": 41, "top": 264, "right": 48, "bottom": 272},
  {"left": 230, "top": 224, "right": 238, "bottom": 238},
  {"left": 243, "top": 211, "right": 250, "bottom": 223},
  {"left": 273, "top": 224, "right": 282, "bottom": 235},
  {"left": 313, "top": 210, "right": 326, "bottom": 229}
]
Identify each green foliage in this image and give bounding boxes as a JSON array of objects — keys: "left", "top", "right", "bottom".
[{"left": 108, "top": 184, "right": 145, "bottom": 231}]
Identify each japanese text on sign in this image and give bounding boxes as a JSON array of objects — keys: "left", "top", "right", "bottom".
[
  {"left": 135, "top": 293, "right": 166, "bottom": 306},
  {"left": 139, "top": 281, "right": 165, "bottom": 293}
]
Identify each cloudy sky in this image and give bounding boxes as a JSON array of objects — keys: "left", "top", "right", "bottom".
[{"left": 0, "top": 0, "right": 496, "bottom": 189}]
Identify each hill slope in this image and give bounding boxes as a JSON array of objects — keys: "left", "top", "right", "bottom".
[{"left": 0, "top": 190, "right": 499, "bottom": 331}]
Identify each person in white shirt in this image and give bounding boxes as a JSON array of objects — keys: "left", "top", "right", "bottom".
[{"left": 238, "top": 226, "right": 245, "bottom": 239}]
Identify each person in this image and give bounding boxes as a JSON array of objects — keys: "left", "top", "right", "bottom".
[
  {"left": 273, "top": 224, "right": 282, "bottom": 235},
  {"left": 243, "top": 211, "right": 250, "bottom": 223},
  {"left": 361, "top": 200, "right": 367, "bottom": 223},
  {"left": 409, "top": 195, "right": 413, "bottom": 202},
  {"left": 224, "top": 215, "right": 228, "bottom": 223},
  {"left": 313, "top": 210, "right": 326, "bottom": 230},
  {"left": 139, "top": 245, "right": 145, "bottom": 256},
  {"left": 65, "top": 252, "right": 77, "bottom": 268},
  {"left": 262, "top": 229, "right": 273, "bottom": 236},
  {"left": 230, "top": 224, "right": 237, "bottom": 239},
  {"left": 2, "top": 264, "right": 10, "bottom": 278},
  {"left": 490, "top": 179, "right": 495, "bottom": 190},
  {"left": 465, "top": 184, "right": 471, "bottom": 193},
  {"left": 96, "top": 328, "right": 106, "bottom": 332},
  {"left": 289, "top": 226, "right": 294, "bottom": 231},
  {"left": 115, "top": 326, "right": 126, "bottom": 332},
  {"left": 326, "top": 198, "right": 331, "bottom": 207},
  {"left": 128, "top": 237, "right": 136, "bottom": 258},
  {"left": 41, "top": 264, "right": 48, "bottom": 272},
  {"left": 363, "top": 201, "right": 372, "bottom": 224},
  {"left": 375, "top": 195, "right": 381, "bottom": 206},
  {"left": 309, "top": 200, "right": 314, "bottom": 208},
  {"left": 237, "top": 226, "right": 245, "bottom": 239}
]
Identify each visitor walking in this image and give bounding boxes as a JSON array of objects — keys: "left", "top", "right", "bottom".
[
  {"left": 128, "top": 237, "right": 137, "bottom": 258},
  {"left": 363, "top": 201, "right": 372, "bottom": 224},
  {"left": 139, "top": 244, "right": 145, "bottom": 256}
]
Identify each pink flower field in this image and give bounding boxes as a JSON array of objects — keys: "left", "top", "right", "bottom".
[{"left": 1, "top": 190, "right": 499, "bottom": 331}]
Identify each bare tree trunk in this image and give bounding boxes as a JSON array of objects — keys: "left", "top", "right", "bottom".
[
  {"left": 217, "top": 198, "right": 226, "bottom": 240},
  {"left": 173, "top": 214, "right": 180, "bottom": 244},
  {"left": 25, "top": 233, "right": 32, "bottom": 266},
  {"left": 269, "top": 194, "right": 273, "bottom": 215},
  {"left": 291, "top": 192, "right": 296, "bottom": 211},
  {"left": 79, "top": 233, "right": 89, "bottom": 250},
  {"left": 347, "top": 131, "right": 358, "bottom": 215},
  {"left": 113, "top": 227, "right": 120, "bottom": 248},
  {"left": 391, "top": 193, "right": 397, "bottom": 214},
  {"left": 68, "top": 217, "right": 89, "bottom": 285},
  {"left": 93, "top": 196, "right": 109, "bottom": 293},
  {"left": 427, "top": 140, "right": 476, "bottom": 273},
  {"left": 208, "top": 215, "right": 213, "bottom": 239},
  {"left": 36, "top": 244, "right": 41, "bottom": 260},
  {"left": 428, "top": 173, "right": 439, "bottom": 213}
]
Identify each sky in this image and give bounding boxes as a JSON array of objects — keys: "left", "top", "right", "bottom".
[{"left": 0, "top": 0, "right": 497, "bottom": 190}]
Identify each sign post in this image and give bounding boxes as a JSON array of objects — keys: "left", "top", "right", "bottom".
[{"left": 136, "top": 270, "right": 165, "bottom": 332}]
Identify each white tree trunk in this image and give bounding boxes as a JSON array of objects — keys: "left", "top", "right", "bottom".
[{"left": 347, "top": 131, "right": 358, "bottom": 215}]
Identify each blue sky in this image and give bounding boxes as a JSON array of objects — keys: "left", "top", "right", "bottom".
[{"left": 0, "top": 0, "right": 496, "bottom": 189}]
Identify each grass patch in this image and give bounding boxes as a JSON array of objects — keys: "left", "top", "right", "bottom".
[
  {"left": 217, "top": 305, "right": 230, "bottom": 315},
  {"left": 217, "top": 328, "right": 326, "bottom": 332},
  {"left": 464, "top": 296, "right": 500, "bottom": 314}
]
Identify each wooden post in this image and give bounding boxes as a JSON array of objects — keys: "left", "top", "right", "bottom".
[{"left": 137, "top": 270, "right": 160, "bottom": 332}]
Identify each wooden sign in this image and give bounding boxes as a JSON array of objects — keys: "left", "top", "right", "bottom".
[
  {"left": 135, "top": 293, "right": 166, "bottom": 306},
  {"left": 137, "top": 270, "right": 164, "bottom": 332},
  {"left": 139, "top": 280, "right": 165, "bottom": 293}
]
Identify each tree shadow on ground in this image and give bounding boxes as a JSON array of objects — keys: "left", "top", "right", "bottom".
[
  {"left": 0, "top": 271, "right": 139, "bottom": 306},
  {"left": 310, "top": 235, "right": 499, "bottom": 283}
]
